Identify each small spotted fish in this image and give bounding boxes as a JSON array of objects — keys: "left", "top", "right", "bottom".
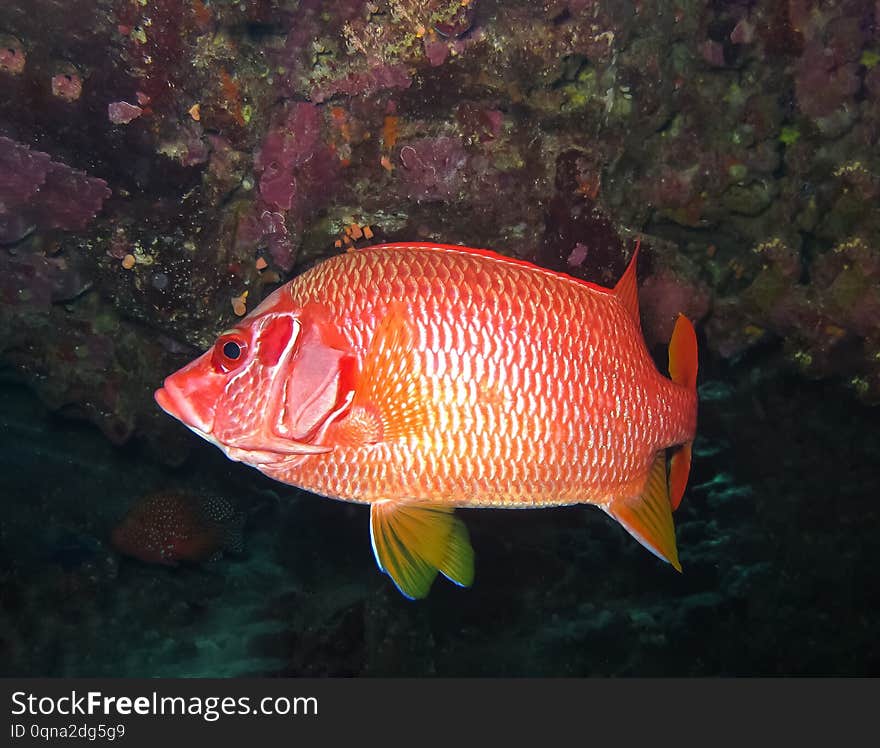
[{"left": 111, "top": 491, "right": 244, "bottom": 566}]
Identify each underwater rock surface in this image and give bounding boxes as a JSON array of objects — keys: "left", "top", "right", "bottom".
[{"left": 0, "top": 0, "right": 878, "bottom": 675}]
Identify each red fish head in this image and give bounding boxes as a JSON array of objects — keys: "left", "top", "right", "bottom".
[{"left": 155, "top": 288, "right": 357, "bottom": 466}]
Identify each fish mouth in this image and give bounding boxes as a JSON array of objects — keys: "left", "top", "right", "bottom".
[
  {"left": 155, "top": 380, "right": 214, "bottom": 435},
  {"left": 220, "top": 434, "right": 334, "bottom": 465},
  {"left": 155, "top": 383, "right": 331, "bottom": 466},
  {"left": 155, "top": 368, "right": 335, "bottom": 468}
]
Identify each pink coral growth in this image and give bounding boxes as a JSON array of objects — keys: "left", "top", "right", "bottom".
[
  {"left": 162, "top": 122, "right": 210, "bottom": 167},
  {"left": 51, "top": 71, "right": 82, "bottom": 102},
  {"left": 254, "top": 102, "right": 339, "bottom": 213},
  {"left": 0, "top": 37, "right": 26, "bottom": 75},
  {"left": 234, "top": 204, "right": 296, "bottom": 272},
  {"left": 639, "top": 270, "right": 711, "bottom": 348},
  {"left": 730, "top": 19, "right": 755, "bottom": 45},
  {"left": 795, "top": 41, "right": 861, "bottom": 119},
  {"left": 37, "top": 162, "right": 113, "bottom": 232},
  {"left": 456, "top": 104, "right": 504, "bottom": 142},
  {"left": 566, "top": 243, "right": 589, "bottom": 267},
  {"left": 397, "top": 136, "right": 469, "bottom": 201},
  {"left": 699, "top": 40, "right": 726, "bottom": 67},
  {"left": 424, "top": 39, "right": 450, "bottom": 67},
  {"left": 0, "top": 250, "right": 91, "bottom": 309},
  {"left": 792, "top": 6, "right": 867, "bottom": 124},
  {"left": 310, "top": 64, "right": 412, "bottom": 103},
  {"left": 255, "top": 102, "right": 324, "bottom": 210},
  {"left": 0, "top": 136, "right": 51, "bottom": 205},
  {"left": 433, "top": 1, "right": 476, "bottom": 38},
  {"left": 241, "top": 102, "right": 340, "bottom": 271},
  {"left": 0, "top": 137, "right": 110, "bottom": 243},
  {"left": 108, "top": 101, "right": 144, "bottom": 124}
]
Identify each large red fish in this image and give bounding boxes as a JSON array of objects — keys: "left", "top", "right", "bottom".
[{"left": 155, "top": 242, "right": 698, "bottom": 598}]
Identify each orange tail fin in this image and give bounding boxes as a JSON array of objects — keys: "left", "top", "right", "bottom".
[{"left": 668, "top": 314, "right": 698, "bottom": 510}]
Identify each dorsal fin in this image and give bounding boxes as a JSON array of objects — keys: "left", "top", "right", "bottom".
[{"left": 613, "top": 238, "right": 641, "bottom": 330}]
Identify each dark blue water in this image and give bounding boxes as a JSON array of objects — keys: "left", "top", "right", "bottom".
[{"left": 2, "top": 356, "right": 878, "bottom": 676}]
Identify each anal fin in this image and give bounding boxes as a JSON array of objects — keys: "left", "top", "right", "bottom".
[
  {"left": 369, "top": 501, "right": 475, "bottom": 599},
  {"left": 607, "top": 452, "right": 681, "bottom": 571},
  {"left": 613, "top": 238, "right": 641, "bottom": 332}
]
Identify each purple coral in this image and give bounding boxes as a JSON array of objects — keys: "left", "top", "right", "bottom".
[
  {"left": 434, "top": 1, "right": 477, "bottom": 38},
  {"left": 243, "top": 102, "right": 340, "bottom": 270},
  {"left": 640, "top": 270, "right": 711, "bottom": 348},
  {"left": 0, "top": 246, "right": 94, "bottom": 320},
  {"left": 255, "top": 102, "right": 326, "bottom": 211},
  {"left": 36, "top": 162, "right": 114, "bottom": 232},
  {"left": 236, "top": 102, "right": 340, "bottom": 270},
  {"left": 0, "top": 137, "right": 110, "bottom": 243},
  {"left": 699, "top": 40, "right": 726, "bottom": 67},
  {"left": 234, "top": 203, "right": 297, "bottom": 273},
  {"left": 311, "top": 64, "right": 412, "bottom": 104},
  {"left": 792, "top": 8, "right": 867, "bottom": 128},
  {"left": 0, "top": 36, "right": 25, "bottom": 75},
  {"left": 424, "top": 39, "right": 450, "bottom": 67},
  {"left": 794, "top": 41, "right": 861, "bottom": 120},
  {"left": 50, "top": 70, "right": 82, "bottom": 102},
  {"left": 107, "top": 101, "right": 144, "bottom": 125},
  {"left": 397, "top": 136, "right": 469, "bottom": 202},
  {"left": 0, "top": 136, "right": 51, "bottom": 205},
  {"left": 730, "top": 18, "right": 755, "bottom": 45}
]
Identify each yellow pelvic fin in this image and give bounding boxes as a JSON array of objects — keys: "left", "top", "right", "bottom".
[
  {"left": 369, "top": 501, "right": 475, "bottom": 600},
  {"left": 607, "top": 452, "right": 681, "bottom": 572},
  {"left": 352, "top": 302, "right": 429, "bottom": 442},
  {"left": 612, "top": 238, "right": 641, "bottom": 331}
]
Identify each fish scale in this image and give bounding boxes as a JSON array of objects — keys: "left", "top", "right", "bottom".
[{"left": 253, "top": 245, "right": 692, "bottom": 508}]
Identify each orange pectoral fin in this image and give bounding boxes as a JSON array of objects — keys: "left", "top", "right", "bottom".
[
  {"left": 369, "top": 501, "right": 475, "bottom": 600},
  {"left": 352, "top": 303, "right": 428, "bottom": 442},
  {"left": 607, "top": 452, "right": 681, "bottom": 572}
]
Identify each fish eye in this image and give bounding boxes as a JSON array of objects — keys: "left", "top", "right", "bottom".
[
  {"left": 223, "top": 340, "right": 242, "bottom": 360},
  {"left": 212, "top": 332, "right": 248, "bottom": 373}
]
